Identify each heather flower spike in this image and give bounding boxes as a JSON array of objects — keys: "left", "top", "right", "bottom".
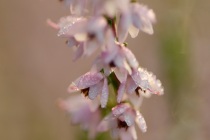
[{"left": 50, "top": 0, "right": 164, "bottom": 139}]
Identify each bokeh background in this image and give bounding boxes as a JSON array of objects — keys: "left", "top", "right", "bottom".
[{"left": 0, "top": 0, "right": 210, "bottom": 140}]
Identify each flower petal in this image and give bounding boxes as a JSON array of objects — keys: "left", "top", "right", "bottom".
[
  {"left": 126, "top": 76, "right": 138, "bottom": 94},
  {"left": 69, "top": 72, "right": 103, "bottom": 91},
  {"left": 131, "top": 4, "right": 155, "bottom": 35},
  {"left": 84, "top": 40, "right": 99, "bottom": 56},
  {"left": 57, "top": 16, "right": 87, "bottom": 37},
  {"left": 139, "top": 17, "right": 154, "bottom": 35},
  {"left": 112, "top": 104, "right": 129, "bottom": 117},
  {"left": 117, "top": 11, "right": 131, "bottom": 43},
  {"left": 88, "top": 97, "right": 100, "bottom": 112},
  {"left": 88, "top": 81, "right": 103, "bottom": 100},
  {"left": 114, "top": 52, "right": 132, "bottom": 74},
  {"left": 101, "top": 44, "right": 119, "bottom": 64},
  {"left": 100, "top": 78, "right": 109, "bottom": 108},
  {"left": 128, "top": 126, "right": 137, "bottom": 140},
  {"left": 122, "top": 47, "right": 139, "bottom": 69},
  {"left": 135, "top": 111, "right": 147, "bottom": 133},
  {"left": 97, "top": 114, "right": 112, "bottom": 132},
  {"left": 87, "top": 17, "right": 107, "bottom": 43},
  {"left": 73, "top": 43, "right": 84, "bottom": 61},
  {"left": 114, "top": 68, "right": 128, "bottom": 83},
  {"left": 119, "top": 129, "right": 133, "bottom": 140},
  {"left": 117, "top": 82, "right": 126, "bottom": 103},
  {"left": 67, "top": 37, "right": 78, "bottom": 48},
  {"left": 131, "top": 69, "right": 142, "bottom": 86},
  {"left": 135, "top": 67, "right": 164, "bottom": 95},
  {"left": 128, "top": 93, "right": 143, "bottom": 109},
  {"left": 120, "top": 113, "right": 134, "bottom": 127},
  {"left": 58, "top": 95, "right": 86, "bottom": 112},
  {"left": 68, "top": 82, "right": 80, "bottom": 93},
  {"left": 128, "top": 24, "right": 139, "bottom": 38}
]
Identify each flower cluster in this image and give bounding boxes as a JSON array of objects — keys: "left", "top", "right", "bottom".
[{"left": 49, "top": 0, "right": 164, "bottom": 139}]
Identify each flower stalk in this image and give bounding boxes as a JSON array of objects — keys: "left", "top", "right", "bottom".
[{"left": 49, "top": 0, "right": 164, "bottom": 139}]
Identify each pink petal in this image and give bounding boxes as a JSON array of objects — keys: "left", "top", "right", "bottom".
[
  {"left": 122, "top": 47, "right": 139, "bottom": 69},
  {"left": 128, "top": 126, "right": 137, "bottom": 140},
  {"left": 68, "top": 82, "right": 80, "bottom": 93},
  {"left": 123, "top": 113, "right": 135, "bottom": 127},
  {"left": 113, "top": 51, "right": 125, "bottom": 68},
  {"left": 88, "top": 81, "right": 103, "bottom": 100},
  {"left": 102, "top": 44, "right": 119, "bottom": 64},
  {"left": 114, "top": 53, "right": 132, "bottom": 75},
  {"left": 112, "top": 104, "right": 129, "bottom": 117},
  {"left": 131, "top": 4, "right": 155, "bottom": 35},
  {"left": 128, "top": 24, "right": 139, "bottom": 38},
  {"left": 87, "top": 17, "right": 107, "bottom": 42},
  {"left": 119, "top": 129, "right": 133, "bottom": 140},
  {"left": 97, "top": 114, "right": 112, "bottom": 132},
  {"left": 135, "top": 111, "right": 147, "bottom": 133},
  {"left": 75, "top": 72, "right": 104, "bottom": 89},
  {"left": 139, "top": 17, "right": 154, "bottom": 35},
  {"left": 147, "top": 73, "right": 164, "bottom": 95},
  {"left": 58, "top": 95, "right": 85, "bottom": 112},
  {"left": 117, "top": 82, "right": 126, "bottom": 103},
  {"left": 57, "top": 16, "right": 87, "bottom": 37},
  {"left": 105, "top": 29, "right": 116, "bottom": 51},
  {"left": 137, "top": 67, "right": 164, "bottom": 95},
  {"left": 114, "top": 68, "right": 128, "bottom": 83},
  {"left": 88, "top": 98, "right": 100, "bottom": 112},
  {"left": 130, "top": 4, "right": 142, "bottom": 29},
  {"left": 67, "top": 37, "right": 78, "bottom": 48},
  {"left": 88, "top": 110, "right": 101, "bottom": 139},
  {"left": 100, "top": 78, "right": 109, "bottom": 108},
  {"left": 73, "top": 43, "right": 84, "bottom": 61},
  {"left": 128, "top": 93, "right": 143, "bottom": 109},
  {"left": 84, "top": 40, "right": 99, "bottom": 56},
  {"left": 131, "top": 69, "right": 143, "bottom": 86},
  {"left": 111, "top": 128, "right": 120, "bottom": 139},
  {"left": 117, "top": 11, "right": 131, "bottom": 43},
  {"left": 126, "top": 76, "right": 138, "bottom": 94}
]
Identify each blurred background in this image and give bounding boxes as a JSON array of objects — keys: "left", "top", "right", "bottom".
[{"left": 0, "top": 0, "right": 209, "bottom": 140}]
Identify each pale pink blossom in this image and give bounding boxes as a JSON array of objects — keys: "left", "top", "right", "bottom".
[
  {"left": 99, "top": 43, "right": 139, "bottom": 74},
  {"left": 48, "top": 16, "right": 109, "bottom": 60},
  {"left": 94, "top": 0, "right": 129, "bottom": 17},
  {"left": 131, "top": 67, "right": 164, "bottom": 96},
  {"left": 97, "top": 103, "right": 147, "bottom": 140},
  {"left": 118, "top": 3, "right": 156, "bottom": 42},
  {"left": 114, "top": 67, "right": 164, "bottom": 104},
  {"left": 60, "top": 0, "right": 91, "bottom": 15},
  {"left": 59, "top": 95, "right": 101, "bottom": 139},
  {"left": 57, "top": 16, "right": 107, "bottom": 43},
  {"left": 68, "top": 71, "right": 110, "bottom": 108}
]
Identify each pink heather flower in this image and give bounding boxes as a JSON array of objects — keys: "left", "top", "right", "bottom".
[
  {"left": 94, "top": 0, "right": 129, "bottom": 17},
  {"left": 60, "top": 0, "right": 91, "bottom": 15},
  {"left": 131, "top": 67, "right": 164, "bottom": 96},
  {"left": 48, "top": 16, "right": 108, "bottom": 60},
  {"left": 114, "top": 67, "right": 164, "bottom": 104},
  {"left": 97, "top": 103, "right": 147, "bottom": 140},
  {"left": 68, "top": 71, "right": 110, "bottom": 108},
  {"left": 118, "top": 3, "right": 156, "bottom": 42},
  {"left": 100, "top": 43, "right": 139, "bottom": 75},
  {"left": 59, "top": 94, "right": 101, "bottom": 139},
  {"left": 58, "top": 16, "right": 107, "bottom": 42},
  {"left": 60, "top": 0, "right": 130, "bottom": 17}
]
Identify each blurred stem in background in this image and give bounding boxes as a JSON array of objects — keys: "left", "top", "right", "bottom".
[{"left": 158, "top": 0, "right": 201, "bottom": 139}]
